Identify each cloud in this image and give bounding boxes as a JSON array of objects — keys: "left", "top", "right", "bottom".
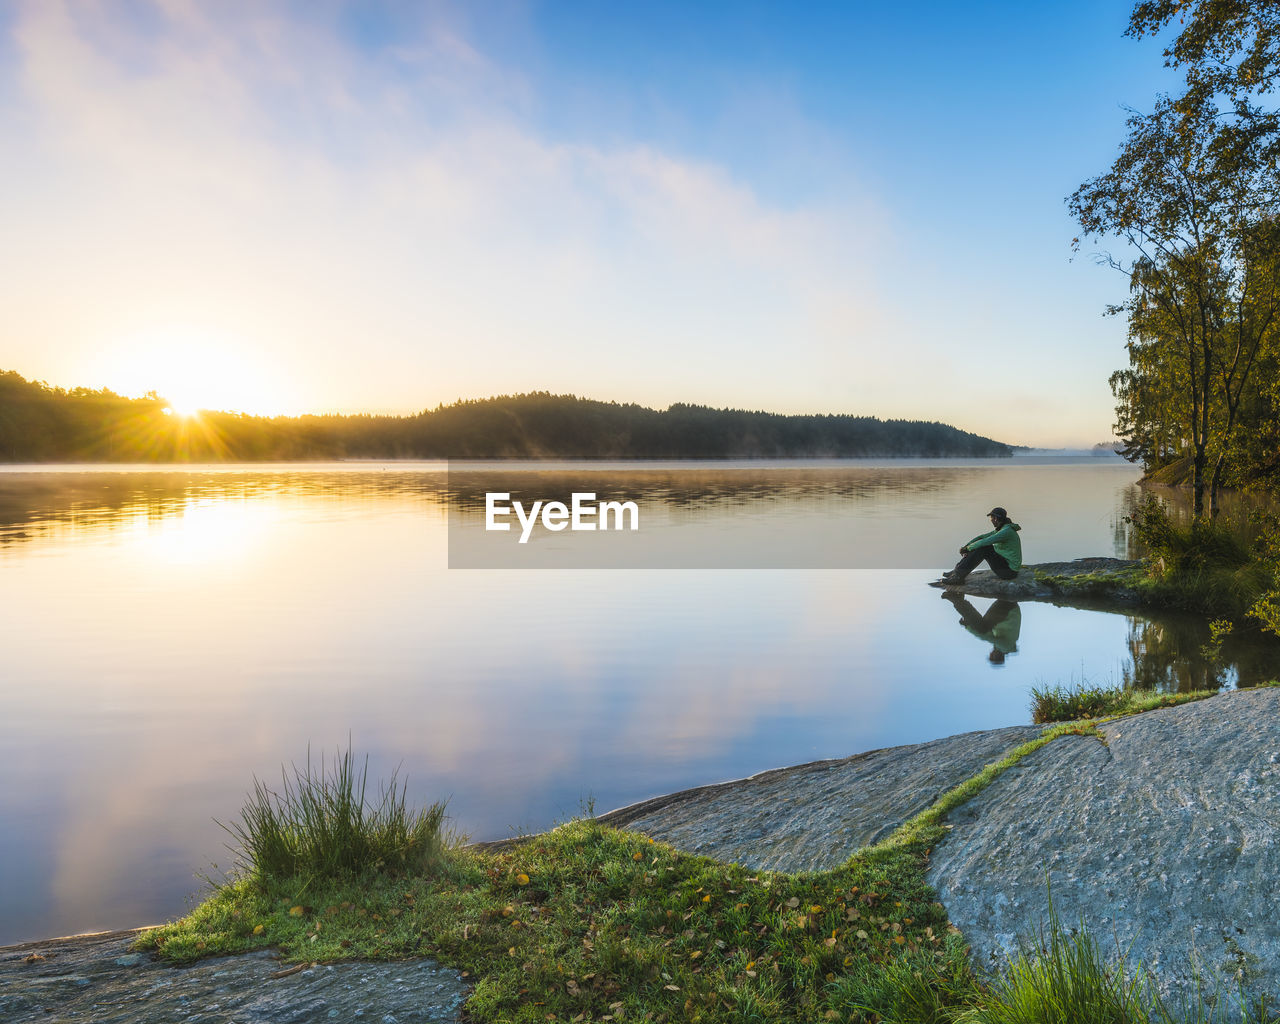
[{"left": 1, "top": 0, "right": 903, "bottom": 419}]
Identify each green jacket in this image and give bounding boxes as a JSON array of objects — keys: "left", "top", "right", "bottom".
[
  {"left": 966, "top": 522, "right": 1023, "bottom": 571},
  {"left": 961, "top": 603, "right": 1022, "bottom": 654}
]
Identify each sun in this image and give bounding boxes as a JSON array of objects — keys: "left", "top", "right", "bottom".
[
  {"left": 161, "top": 388, "right": 206, "bottom": 419},
  {"left": 100, "top": 327, "right": 294, "bottom": 417}
]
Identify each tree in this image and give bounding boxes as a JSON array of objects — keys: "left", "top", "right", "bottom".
[
  {"left": 1071, "top": 95, "right": 1279, "bottom": 516},
  {"left": 1127, "top": 1, "right": 1280, "bottom": 104}
]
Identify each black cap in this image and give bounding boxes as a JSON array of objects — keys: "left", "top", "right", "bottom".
[{"left": 988, "top": 507, "right": 1007, "bottom": 519}]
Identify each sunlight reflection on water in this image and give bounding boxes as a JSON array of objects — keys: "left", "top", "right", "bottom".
[{"left": 0, "top": 459, "right": 1274, "bottom": 944}]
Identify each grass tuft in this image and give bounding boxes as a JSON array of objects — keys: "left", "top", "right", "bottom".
[
  {"left": 220, "top": 745, "right": 452, "bottom": 883},
  {"left": 1029, "top": 683, "right": 1129, "bottom": 724},
  {"left": 1029, "top": 683, "right": 1220, "bottom": 725},
  {"left": 958, "top": 901, "right": 1162, "bottom": 1024}
]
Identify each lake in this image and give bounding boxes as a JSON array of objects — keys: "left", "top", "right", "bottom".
[{"left": 1, "top": 457, "right": 1275, "bottom": 945}]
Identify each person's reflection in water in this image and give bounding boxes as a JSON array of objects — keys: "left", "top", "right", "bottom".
[{"left": 942, "top": 592, "right": 1021, "bottom": 666}]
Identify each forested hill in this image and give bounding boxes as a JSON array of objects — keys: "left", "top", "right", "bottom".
[{"left": 0, "top": 372, "right": 1013, "bottom": 461}]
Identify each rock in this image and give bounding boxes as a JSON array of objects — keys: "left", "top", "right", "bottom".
[
  {"left": 927, "top": 688, "right": 1280, "bottom": 1017},
  {"left": 8, "top": 689, "right": 1277, "bottom": 1018},
  {"left": 929, "top": 557, "right": 1143, "bottom": 603},
  {"left": 0, "top": 930, "right": 468, "bottom": 1024},
  {"left": 598, "top": 725, "right": 1043, "bottom": 872}
]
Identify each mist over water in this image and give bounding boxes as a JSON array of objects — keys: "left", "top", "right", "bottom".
[{"left": 1, "top": 459, "right": 1274, "bottom": 945}]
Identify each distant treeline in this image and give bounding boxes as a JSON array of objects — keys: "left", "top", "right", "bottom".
[{"left": 0, "top": 371, "right": 1013, "bottom": 461}]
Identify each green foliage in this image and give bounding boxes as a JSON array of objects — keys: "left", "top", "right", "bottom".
[
  {"left": 1129, "top": 498, "right": 1250, "bottom": 574},
  {"left": 1072, "top": 1, "right": 1280, "bottom": 516},
  {"left": 1124, "top": 497, "right": 1280, "bottom": 624},
  {"left": 1245, "top": 508, "right": 1280, "bottom": 637},
  {"left": 1126, "top": 1, "right": 1280, "bottom": 108},
  {"left": 220, "top": 746, "right": 451, "bottom": 884},
  {"left": 1201, "top": 618, "right": 1235, "bottom": 659}
]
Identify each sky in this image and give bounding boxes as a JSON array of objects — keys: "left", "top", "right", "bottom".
[{"left": 0, "top": 0, "right": 1185, "bottom": 447}]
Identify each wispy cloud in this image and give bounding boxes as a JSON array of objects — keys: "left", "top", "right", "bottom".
[{"left": 2, "top": 0, "right": 903, "bottom": 419}]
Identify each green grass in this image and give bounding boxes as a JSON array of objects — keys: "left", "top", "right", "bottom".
[
  {"left": 137, "top": 722, "right": 1276, "bottom": 1023},
  {"left": 1034, "top": 565, "right": 1148, "bottom": 602},
  {"left": 1028, "top": 684, "right": 1220, "bottom": 725},
  {"left": 140, "top": 817, "right": 974, "bottom": 1022},
  {"left": 956, "top": 898, "right": 1278, "bottom": 1024},
  {"left": 959, "top": 902, "right": 1162, "bottom": 1024},
  {"left": 219, "top": 746, "right": 452, "bottom": 884}
]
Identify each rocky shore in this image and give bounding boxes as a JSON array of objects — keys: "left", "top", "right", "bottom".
[
  {"left": 4, "top": 686, "right": 1277, "bottom": 1021},
  {"left": 615, "top": 687, "right": 1280, "bottom": 1016},
  {"left": 929, "top": 556, "right": 1146, "bottom": 603},
  {"left": 0, "top": 928, "right": 469, "bottom": 1023}
]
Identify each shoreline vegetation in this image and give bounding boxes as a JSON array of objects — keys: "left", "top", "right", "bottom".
[
  {"left": 1118, "top": 500, "right": 1280, "bottom": 640},
  {"left": 0, "top": 370, "right": 1012, "bottom": 462},
  {"left": 130, "top": 694, "right": 1277, "bottom": 1024}
]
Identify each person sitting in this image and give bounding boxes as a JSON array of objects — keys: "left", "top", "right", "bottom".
[{"left": 941, "top": 507, "right": 1022, "bottom": 584}]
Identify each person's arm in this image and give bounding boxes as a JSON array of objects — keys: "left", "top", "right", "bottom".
[{"left": 965, "top": 524, "right": 1011, "bottom": 551}]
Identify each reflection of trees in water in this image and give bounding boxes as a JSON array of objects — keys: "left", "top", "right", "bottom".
[
  {"left": 1123, "top": 615, "right": 1228, "bottom": 692},
  {"left": 444, "top": 468, "right": 956, "bottom": 518},
  {"left": 1114, "top": 483, "right": 1280, "bottom": 559},
  {"left": 1123, "top": 613, "right": 1280, "bottom": 692}
]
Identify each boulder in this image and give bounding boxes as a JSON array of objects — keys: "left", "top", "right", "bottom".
[
  {"left": 599, "top": 725, "right": 1043, "bottom": 872},
  {"left": 927, "top": 687, "right": 1280, "bottom": 1017}
]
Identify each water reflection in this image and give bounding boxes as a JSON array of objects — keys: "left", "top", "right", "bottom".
[
  {"left": 0, "top": 465, "right": 449, "bottom": 550},
  {"left": 941, "top": 593, "right": 1022, "bottom": 666},
  {"left": 1122, "top": 614, "right": 1277, "bottom": 691},
  {"left": 2, "top": 459, "right": 1144, "bottom": 568},
  {"left": 1, "top": 460, "right": 1278, "bottom": 946}
]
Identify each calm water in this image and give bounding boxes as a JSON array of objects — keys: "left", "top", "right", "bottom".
[{"left": 1, "top": 458, "right": 1276, "bottom": 945}]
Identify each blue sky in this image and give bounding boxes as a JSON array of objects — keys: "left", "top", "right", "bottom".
[{"left": 0, "top": 1, "right": 1182, "bottom": 445}]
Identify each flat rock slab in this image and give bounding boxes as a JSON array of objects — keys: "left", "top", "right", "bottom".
[
  {"left": 599, "top": 725, "right": 1043, "bottom": 873},
  {"left": 0, "top": 929, "right": 468, "bottom": 1024},
  {"left": 928, "top": 557, "right": 1142, "bottom": 602},
  {"left": 927, "top": 688, "right": 1280, "bottom": 1016}
]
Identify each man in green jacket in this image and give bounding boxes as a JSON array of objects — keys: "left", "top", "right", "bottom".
[{"left": 941, "top": 507, "right": 1022, "bottom": 584}]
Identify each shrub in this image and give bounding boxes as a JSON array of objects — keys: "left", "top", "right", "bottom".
[
  {"left": 220, "top": 745, "right": 451, "bottom": 882},
  {"left": 1128, "top": 497, "right": 1250, "bottom": 574},
  {"left": 1126, "top": 498, "right": 1278, "bottom": 620}
]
